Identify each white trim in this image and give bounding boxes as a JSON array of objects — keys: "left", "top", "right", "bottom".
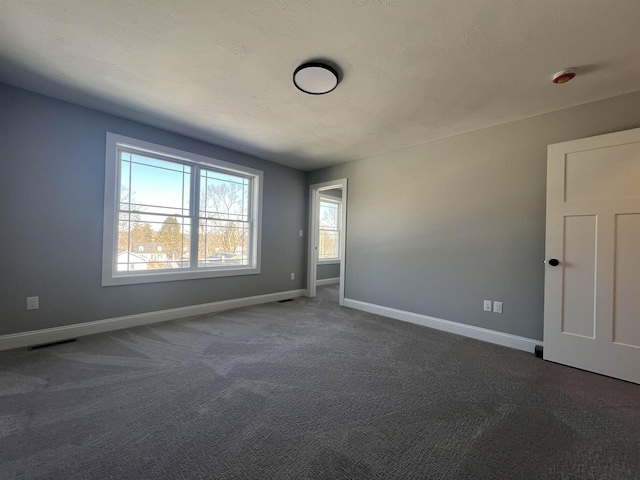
[
  {"left": 316, "top": 277, "right": 340, "bottom": 286},
  {"left": 318, "top": 194, "right": 342, "bottom": 204},
  {"left": 343, "top": 298, "right": 541, "bottom": 353},
  {"left": 0, "top": 289, "right": 305, "bottom": 352}
]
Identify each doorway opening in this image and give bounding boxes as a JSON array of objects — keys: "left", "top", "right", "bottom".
[{"left": 307, "top": 179, "right": 347, "bottom": 305}]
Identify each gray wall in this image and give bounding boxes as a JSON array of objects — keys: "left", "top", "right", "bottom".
[
  {"left": 0, "top": 83, "right": 307, "bottom": 336},
  {"left": 321, "top": 189, "right": 342, "bottom": 199},
  {"left": 317, "top": 263, "right": 340, "bottom": 280},
  {"left": 308, "top": 91, "right": 640, "bottom": 341}
]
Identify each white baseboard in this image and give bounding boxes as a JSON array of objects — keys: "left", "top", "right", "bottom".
[
  {"left": 343, "top": 298, "right": 541, "bottom": 353},
  {"left": 316, "top": 277, "right": 340, "bottom": 286},
  {"left": 0, "top": 289, "right": 306, "bottom": 352}
]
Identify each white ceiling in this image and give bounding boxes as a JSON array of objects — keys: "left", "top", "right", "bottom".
[{"left": 1, "top": 1, "right": 640, "bottom": 171}]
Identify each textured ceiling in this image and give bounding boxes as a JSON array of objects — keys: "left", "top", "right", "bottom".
[{"left": 1, "top": 1, "right": 640, "bottom": 171}]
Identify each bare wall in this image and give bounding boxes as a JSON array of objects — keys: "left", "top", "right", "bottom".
[
  {"left": 317, "top": 263, "right": 340, "bottom": 281},
  {"left": 307, "top": 91, "right": 640, "bottom": 341},
  {"left": 0, "top": 83, "right": 307, "bottom": 336}
]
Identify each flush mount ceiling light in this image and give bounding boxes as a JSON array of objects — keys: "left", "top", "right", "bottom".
[{"left": 293, "top": 63, "right": 339, "bottom": 95}]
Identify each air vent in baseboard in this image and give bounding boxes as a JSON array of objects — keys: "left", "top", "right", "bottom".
[{"left": 28, "top": 338, "right": 77, "bottom": 351}]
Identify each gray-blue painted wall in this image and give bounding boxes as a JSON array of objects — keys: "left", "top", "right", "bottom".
[
  {"left": 308, "top": 91, "right": 640, "bottom": 341},
  {"left": 0, "top": 83, "right": 307, "bottom": 336}
]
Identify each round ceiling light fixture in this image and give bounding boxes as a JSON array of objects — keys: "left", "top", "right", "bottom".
[
  {"left": 293, "top": 62, "right": 339, "bottom": 95},
  {"left": 552, "top": 69, "right": 576, "bottom": 84}
]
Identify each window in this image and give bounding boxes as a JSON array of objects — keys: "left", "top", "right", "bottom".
[
  {"left": 318, "top": 196, "right": 341, "bottom": 262},
  {"left": 102, "top": 133, "right": 262, "bottom": 286}
]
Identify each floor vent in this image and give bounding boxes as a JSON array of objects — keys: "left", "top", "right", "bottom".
[
  {"left": 28, "top": 338, "right": 78, "bottom": 351},
  {"left": 277, "top": 299, "right": 294, "bottom": 303}
]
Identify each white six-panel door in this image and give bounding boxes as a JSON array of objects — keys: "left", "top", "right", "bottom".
[{"left": 544, "top": 127, "right": 640, "bottom": 384}]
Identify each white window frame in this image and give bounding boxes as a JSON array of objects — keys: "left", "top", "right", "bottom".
[
  {"left": 102, "top": 133, "right": 263, "bottom": 286},
  {"left": 317, "top": 195, "right": 342, "bottom": 264}
]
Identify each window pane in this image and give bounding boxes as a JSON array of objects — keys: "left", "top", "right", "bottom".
[
  {"left": 319, "top": 230, "right": 339, "bottom": 259},
  {"left": 318, "top": 199, "right": 340, "bottom": 260},
  {"left": 198, "top": 219, "right": 249, "bottom": 267},
  {"left": 199, "top": 169, "right": 250, "bottom": 222},
  {"left": 120, "top": 159, "right": 131, "bottom": 207},
  {"left": 120, "top": 151, "right": 191, "bottom": 217},
  {"left": 319, "top": 201, "right": 338, "bottom": 229},
  {"left": 117, "top": 213, "right": 191, "bottom": 271}
]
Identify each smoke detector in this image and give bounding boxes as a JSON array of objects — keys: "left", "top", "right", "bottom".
[{"left": 552, "top": 69, "right": 576, "bottom": 84}]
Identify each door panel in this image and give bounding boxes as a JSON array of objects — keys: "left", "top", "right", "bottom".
[
  {"left": 564, "top": 143, "right": 640, "bottom": 202},
  {"left": 614, "top": 214, "right": 640, "bottom": 348},
  {"left": 544, "top": 127, "right": 640, "bottom": 384},
  {"left": 562, "top": 216, "right": 597, "bottom": 338}
]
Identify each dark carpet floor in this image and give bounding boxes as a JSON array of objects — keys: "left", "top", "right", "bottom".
[{"left": 0, "top": 285, "right": 638, "bottom": 479}]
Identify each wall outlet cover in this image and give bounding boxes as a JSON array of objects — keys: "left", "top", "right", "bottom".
[
  {"left": 27, "top": 296, "right": 39, "bottom": 310},
  {"left": 493, "top": 301, "right": 503, "bottom": 314}
]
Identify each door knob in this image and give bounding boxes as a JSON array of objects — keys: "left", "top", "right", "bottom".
[{"left": 547, "top": 259, "right": 560, "bottom": 266}]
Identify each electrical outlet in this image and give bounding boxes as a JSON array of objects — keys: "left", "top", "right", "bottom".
[
  {"left": 483, "top": 300, "right": 492, "bottom": 312},
  {"left": 493, "top": 301, "right": 503, "bottom": 314},
  {"left": 27, "top": 296, "right": 39, "bottom": 310},
  {"left": 299, "top": 230, "right": 304, "bottom": 237},
  {"left": 291, "top": 273, "right": 295, "bottom": 280}
]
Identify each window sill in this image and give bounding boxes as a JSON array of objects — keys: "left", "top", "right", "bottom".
[
  {"left": 102, "top": 266, "right": 261, "bottom": 286},
  {"left": 317, "top": 259, "right": 340, "bottom": 265}
]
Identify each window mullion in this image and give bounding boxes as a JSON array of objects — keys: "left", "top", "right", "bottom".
[
  {"left": 190, "top": 166, "right": 200, "bottom": 270},
  {"left": 114, "top": 148, "right": 123, "bottom": 271}
]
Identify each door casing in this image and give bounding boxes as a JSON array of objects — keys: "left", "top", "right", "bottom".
[{"left": 307, "top": 179, "right": 347, "bottom": 305}]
